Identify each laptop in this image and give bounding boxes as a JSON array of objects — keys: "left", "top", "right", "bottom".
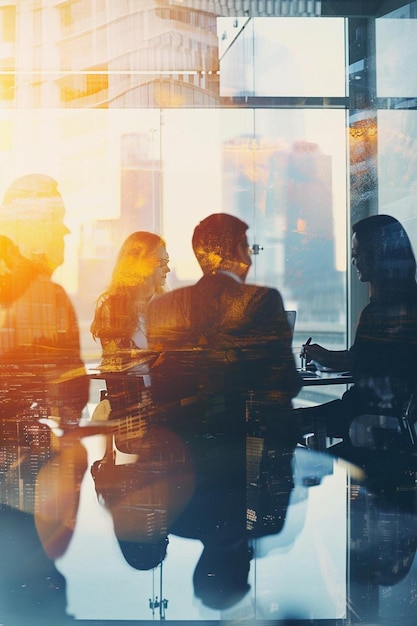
[{"left": 285, "top": 310, "right": 296, "bottom": 337}]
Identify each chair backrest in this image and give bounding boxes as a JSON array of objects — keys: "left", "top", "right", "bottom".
[{"left": 348, "top": 391, "right": 417, "bottom": 451}]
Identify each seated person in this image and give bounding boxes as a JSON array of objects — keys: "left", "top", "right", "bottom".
[
  {"left": 303, "top": 214, "right": 417, "bottom": 441},
  {"left": 145, "top": 214, "right": 301, "bottom": 610},
  {"left": 146, "top": 213, "right": 302, "bottom": 441},
  {"left": 90, "top": 231, "right": 170, "bottom": 452},
  {"left": 91, "top": 231, "right": 170, "bottom": 368}
]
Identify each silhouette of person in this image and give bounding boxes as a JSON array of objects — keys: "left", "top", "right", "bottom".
[
  {"left": 90, "top": 231, "right": 191, "bottom": 575},
  {"left": 90, "top": 422, "right": 195, "bottom": 571},
  {"left": 90, "top": 231, "right": 170, "bottom": 454},
  {"left": 300, "top": 214, "right": 417, "bottom": 617},
  {"left": 0, "top": 174, "right": 89, "bottom": 624},
  {"left": 146, "top": 213, "right": 301, "bottom": 609},
  {"left": 147, "top": 213, "right": 301, "bottom": 437},
  {"left": 303, "top": 214, "right": 417, "bottom": 444}
]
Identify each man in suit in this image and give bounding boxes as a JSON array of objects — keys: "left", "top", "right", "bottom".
[
  {"left": 146, "top": 213, "right": 301, "bottom": 609},
  {"left": 147, "top": 212, "right": 301, "bottom": 431}
]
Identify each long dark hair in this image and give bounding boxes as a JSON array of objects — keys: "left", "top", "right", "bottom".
[{"left": 352, "top": 214, "right": 417, "bottom": 296}]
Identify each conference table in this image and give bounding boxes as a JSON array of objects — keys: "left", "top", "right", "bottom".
[{"left": 85, "top": 364, "right": 353, "bottom": 450}]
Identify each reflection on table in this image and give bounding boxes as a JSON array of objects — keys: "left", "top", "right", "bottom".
[
  {"left": 58, "top": 432, "right": 348, "bottom": 622},
  {"left": 0, "top": 419, "right": 408, "bottom": 623}
]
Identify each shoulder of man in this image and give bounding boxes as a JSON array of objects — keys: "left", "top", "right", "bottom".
[
  {"left": 243, "top": 282, "right": 285, "bottom": 310},
  {"left": 148, "top": 286, "right": 193, "bottom": 329}
]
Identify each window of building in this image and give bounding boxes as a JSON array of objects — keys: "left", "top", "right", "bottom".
[{"left": 0, "top": 5, "right": 16, "bottom": 43}]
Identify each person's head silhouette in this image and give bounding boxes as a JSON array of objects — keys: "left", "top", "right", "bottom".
[
  {"left": 108, "top": 231, "right": 169, "bottom": 294},
  {"left": 0, "top": 174, "right": 70, "bottom": 276},
  {"left": 192, "top": 213, "right": 252, "bottom": 281},
  {"left": 90, "top": 230, "right": 169, "bottom": 347},
  {"left": 352, "top": 214, "right": 417, "bottom": 293}
]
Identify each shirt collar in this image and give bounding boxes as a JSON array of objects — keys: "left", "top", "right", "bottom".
[{"left": 214, "top": 269, "right": 243, "bottom": 284}]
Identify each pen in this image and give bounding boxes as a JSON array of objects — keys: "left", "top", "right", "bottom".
[{"left": 299, "top": 337, "right": 312, "bottom": 372}]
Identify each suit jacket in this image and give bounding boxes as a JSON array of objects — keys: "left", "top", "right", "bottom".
[{"left": 147, "top": 272, "right": 301, "bottom": 432}]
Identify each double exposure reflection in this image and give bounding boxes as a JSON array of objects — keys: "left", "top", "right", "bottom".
[
  {"left": 87, "top": 213, "right": 304, "bottom": 613},
  {"left": 90, "top": 231, "right": 194, "bottom": 571},
  {"left": 0, "top": 174, "right": 88, "bottom": 624},
  {"left": 300, "top": 215, "right": 417, "bottom": 619},
  {"left": 146, "top": 213, "right": 301, "bottom": 609}
]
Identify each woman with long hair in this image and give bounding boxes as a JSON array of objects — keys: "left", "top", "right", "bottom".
[
  {"left": 303, "top": 214, "right": 417, "bottom": 439},
  {"left": 302, "top": 216, "right": 417, "bottom": 588},
  {"left": 91, "top": 230, "right": 170, "bottom": 367},
  {"left": 90, "top": 233, "right": 192, "bottom": 566},
  {"left": 90, "top": 230, "right": 170, "bottom": 452}
]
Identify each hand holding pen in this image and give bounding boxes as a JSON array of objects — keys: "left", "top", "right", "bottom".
[{"left": 299, "top": 337, "right": 312, "bottom": 371}]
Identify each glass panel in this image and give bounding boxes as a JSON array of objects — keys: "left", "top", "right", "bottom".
[
  {"left": 0, "top": 102, "right": 349, "bottom": 621},
  {"left": 378, "top": 109, "right": 417, "bottom": 246},
  {"left": 215, "top": 107, "right": 348, "bottom": 405},
  {"left": 220, "top": 17, "right": 346, "bottom": 98},
  {"left": 376, "top": 11, "right": 417, "bottom": 98},
  {"left": 0, "top": 107, "right": 348, "bottom": 363}
]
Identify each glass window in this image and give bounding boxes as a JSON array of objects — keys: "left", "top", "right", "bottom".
[
  {"left": 376, "top": 14, "right": 417, "bottom": 98},
  {"left": 0, "top": 5, "right": 16, "bottom": 43},
  {"left": 378, "top": 109, "right": 417, "bottom": 244},
  {"left": 220, "top": 17, "right": 346, "bottom": 97}
]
